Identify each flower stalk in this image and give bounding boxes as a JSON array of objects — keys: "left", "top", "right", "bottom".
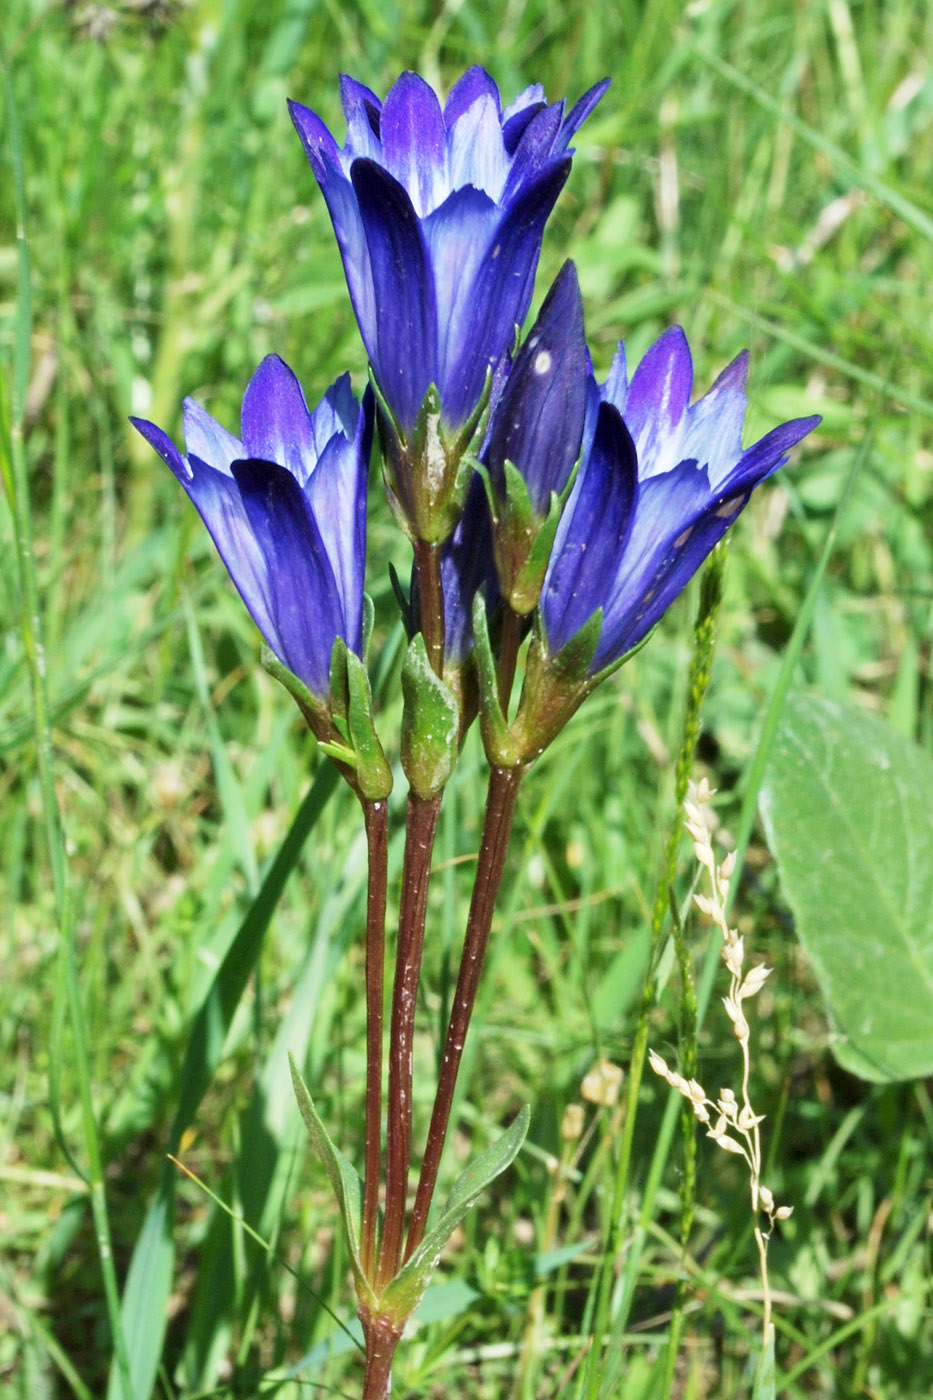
[
  {"left": 406, "top": 762, "right": 525, "bottom": 1259},
  {"left": 361, "top": 798, "right": 390, "bottom": 1279},
  {"left": 377, "top": 790, "right": 444, "bottom": 1289}
]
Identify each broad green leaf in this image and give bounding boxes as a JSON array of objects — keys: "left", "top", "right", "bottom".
[
  {"left": 380, "top": 1106, "right": 530, "bottom": 1322},
  {"left": 760, "top": 692, "right": 933, "bottom": 1082},
  {"left": 288, "top": 1055, "right": 376, "bottom": 1308}
]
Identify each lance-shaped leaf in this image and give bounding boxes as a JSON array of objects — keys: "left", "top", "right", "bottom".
[
  {"left": 379, "top": 1106, "right": 530, "bottom": 1325},
  {"left": 289, "top": 1055, "right": 377, "bottom": 1310}
]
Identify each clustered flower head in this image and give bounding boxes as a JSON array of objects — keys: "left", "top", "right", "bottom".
[{"left": 133, "top": 64, "right": 820, "bottom": 771}]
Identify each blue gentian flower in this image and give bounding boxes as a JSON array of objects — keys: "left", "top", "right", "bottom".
[
  {"left": 542, "top": 328, "right": 820, "bottom": 671},
  {"left": 289, "top": 68, "right": 608, "bottom": 437},
  {"left": 131, "top": 356, "right": 372, "bottom": 700},
  {"left": 483, "top": 259, "right": 587, "bottom": 513}
]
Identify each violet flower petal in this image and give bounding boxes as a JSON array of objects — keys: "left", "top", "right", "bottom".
[
  {"left": 232, "top": 458, "right": 345, "bottom": 696},
  {"left": 542, "top": 401, "right": 638, "bottom": 655},
  {"left": 440, "top": 157, "right": 571, "bottom": 430},
  {"left": 484, "top": 260, "right": 587, "bottom": 511},
  {"left": 351, "top": 157, "right": 440, "bottom": 434}
]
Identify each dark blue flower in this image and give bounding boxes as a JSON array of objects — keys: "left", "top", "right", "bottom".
[
  {"left": 131, "top": 356, "right": 372, "bottom": 700},
  {"left": 483, "top": 259, "right": 588, "bottom": 513},
  {"left": 289, "top": 68, "right": 608, "bottom": 437},
  {"left": 542, "top": 328, "right": 820, "bottom": 671}
]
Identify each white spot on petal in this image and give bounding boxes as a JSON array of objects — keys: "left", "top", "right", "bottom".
[
  {"left": 533, "top": 350, "right": 553, "bottom": 376},
  {"left": 716, "top": 494, "right": 746, "bottom": 518}
]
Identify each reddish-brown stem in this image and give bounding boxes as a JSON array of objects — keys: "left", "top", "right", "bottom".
[
  {"left": 360, "top": 1310, "right": 404, "bottom": 1400},
  {"left": 404, "top": 764, "right": 524, "bottom": 1259},
  {"left": 412, "top": 538, "right": 445, "bottom": 676},
  {"left": 360, "top": 798, "right": 389, "bottom": 1281},
  {"left": 376, "top": 790, "right": 443, "bottom": 1289},
  {"left": 497, "top": 604, "right": 524, "bottom": 714}
]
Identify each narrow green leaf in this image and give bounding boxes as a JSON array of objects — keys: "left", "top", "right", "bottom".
[
  {"left": 170, "top": 764, "right": 338, "bottom": 1139},
  {"left": 760, "top": 693, "right": 933, "bottom": 1082},
  {"left": 751, "top": 1324, "right": 776, "bottom": 1400},
  {"left": 105, "top": 1191, "right": 174, "bottom": 1400},
  {"left": 288, "top": 1055, "right": 376, "bottom": 1308},
  {"left": 380, "top": 1106, "right": 530, "bottom": 1322}
]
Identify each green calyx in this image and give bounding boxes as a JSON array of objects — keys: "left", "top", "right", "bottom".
[
  {"left": 329, "top": 638, "right": 394, "bottom": 801},
  {"left": 371, "top": 371, "right": 490, "bottom": 546},
  {"left": 481, "top": 461, "right": 564, "bottom": 616},
  {"left": 510, "top": 612, "right": 603, "bottom": 761},
  {"left": 261, "top": 636, "right": 391, "bottom": 800},
  {"left": 471, "top": 593, "right": 608, "bottom": 767},
  {"left": 472, "top": 592, "right": 522, "bottom": 769},
  {"left": 401, "top": 633, "right": 460, "bottom": 799},
  {"left": 261, "top": 644, "right": 333, "bottom": 738}
]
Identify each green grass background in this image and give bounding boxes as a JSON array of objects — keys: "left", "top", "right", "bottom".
[{"left": 2, "top": 0, "right": 932, "bottom": 1395}]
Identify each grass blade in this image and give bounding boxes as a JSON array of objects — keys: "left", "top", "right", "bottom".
[
  {"left": 108, "top": 761, "right": 339, "bottom": 1400},
  {"left": 1, "top": 35, "right": 133, "bottom": 1400}
]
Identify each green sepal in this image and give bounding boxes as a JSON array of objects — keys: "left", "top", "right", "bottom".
[
  {"left": 366, "top": 363, "right": 402, "bottom": 443},
  {"left": 511, "top": 612, "right": 603, "bottom": 761},
  {"left": 401, "top": 633, "right": 460, "bottom": 798},
  {"left": 373, "top": 371, "right": 481, "bottom": 545},
  {"left": 379, "top": 1106, "right": 530, "bottom": 1327},
  {"left": 260, "top": 644, "right": 330, "bottom": 735},
  {"left": 444, "top": 362, "right": 494, "bottom": 465},
  {"left": 545, "top": 607, "right": 603, "bottom": 682},
  {"left": 329, "top": 633, "right": 350, "bottom": 710},
  {"left": 501, "top": 458, "right": 535, "bottom": 530},
  {"left": 346, "top": 651, "right": 393, "bottom": 801},
  {"left": 331, "top": 712, "right": 352, "bottom": 745},
  {"left": 484, "top": 462, "right": 566, "bottom": 616},
  {"left": 471, "top": 592, "right": 521, "bottom": 769},
  {"left": 361, "top": 593, "right": 376, "bottom": 660},
  {"left": 289, "top": 1054, "right": 377, "bottom": 1311},
  {"left": 317, "top": 738, "right": 357, "bottom": 766},
  {"left": 589, "top": 622, "right": 657, "bottom": 683}
]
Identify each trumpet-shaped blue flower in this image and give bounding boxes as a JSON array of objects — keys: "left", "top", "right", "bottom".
[
  {"left": 289, "top": 68, "right": 607, "bottom": 437},
  {"left": 131, "top": 356, "right": 372, "bottom": 700},
  {"left": 542, "top": 328, "right": 820, "bottom": 671}
]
